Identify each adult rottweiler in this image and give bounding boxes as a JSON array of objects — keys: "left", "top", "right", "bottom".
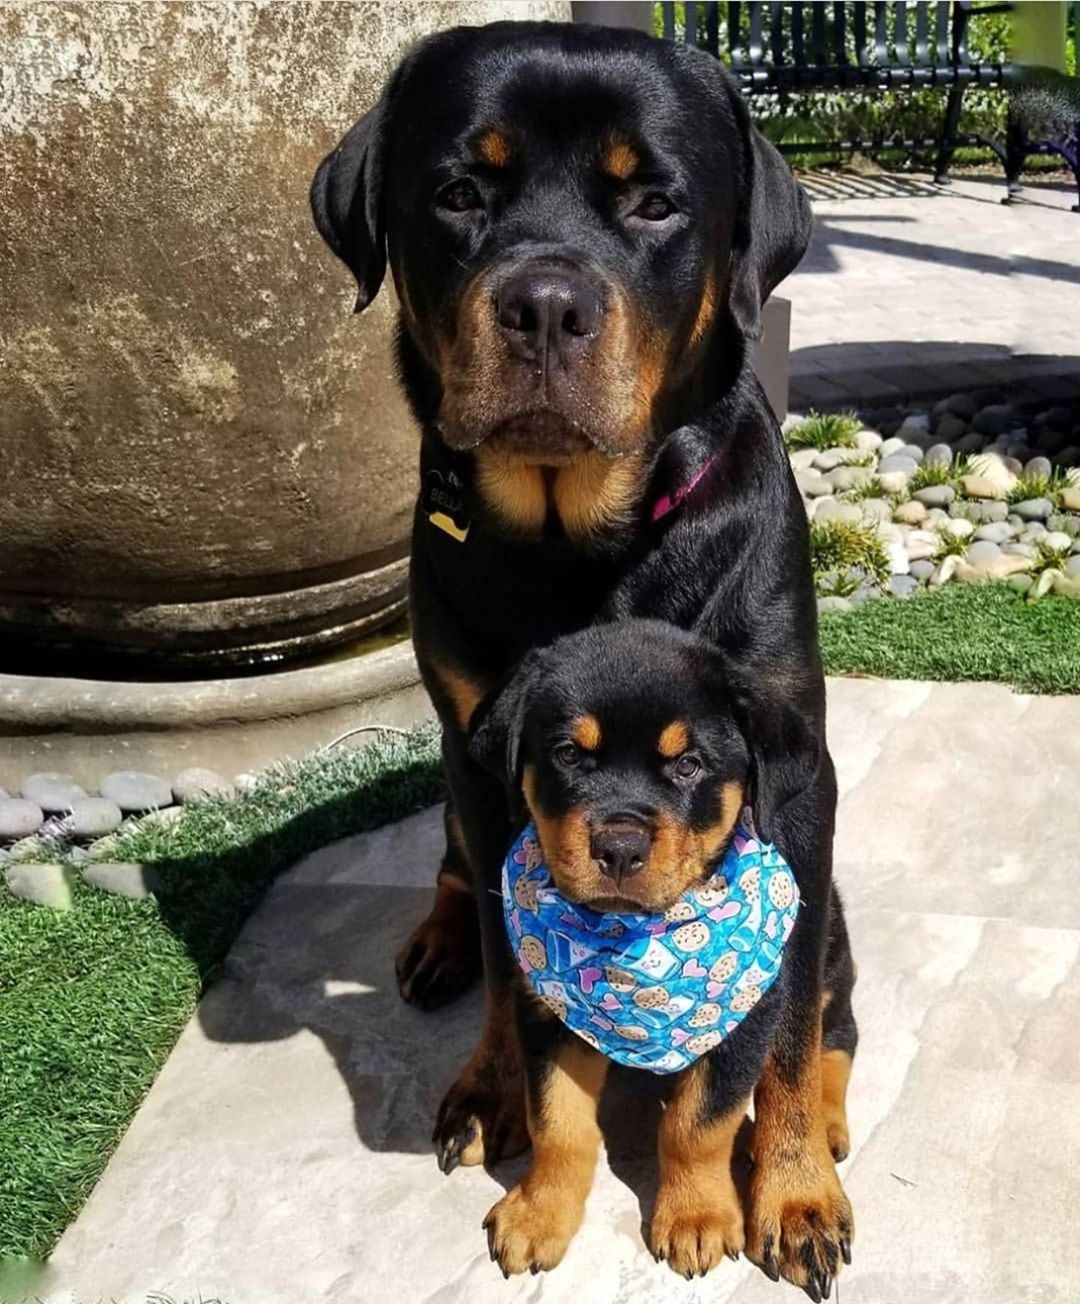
[
  {"left": 312, "top": 19, "right": 851, "bottom": 1295},
  {"left": 467, "top": 620, "right": 856, "bottom": 1287}
]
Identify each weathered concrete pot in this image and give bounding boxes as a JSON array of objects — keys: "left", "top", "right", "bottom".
[{"left": 0, "top": 0, "right": 567, "bottom": 673}]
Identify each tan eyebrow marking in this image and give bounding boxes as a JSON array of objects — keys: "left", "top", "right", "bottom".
[
  {"left": 476, "top": 127, "right": 512, "bottom": 168},
  {"left": 688, "top": 272, "right": 717, "bottom": 347},
  {"left": 570, "top": 715, "right": 602, "bottom": 751},
  {"left": 657, "top": 721, "right": 691, "bottom": 758},
  {"left": 600, "top": 137, "right": 639, "bottom": 181}
]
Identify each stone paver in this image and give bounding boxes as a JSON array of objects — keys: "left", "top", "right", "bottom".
[
  {"left": 42, "top": 678, "right": 1080, "bottom": 1304},
  {"left": 789, "top": 172, "right": 1080, "bottom": 410}
]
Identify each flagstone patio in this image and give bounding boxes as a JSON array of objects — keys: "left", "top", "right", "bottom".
[{"left": 40, "top": 676, "right": 1080, "bottom": 1304}]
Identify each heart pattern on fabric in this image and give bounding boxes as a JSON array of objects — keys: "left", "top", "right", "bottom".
[{"left": 502, "top": 817, "right": 800, "bottom": 1074}]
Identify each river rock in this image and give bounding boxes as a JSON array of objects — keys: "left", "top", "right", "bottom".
[
  {"left": 99, "top": 771, "right": 174, "bottom": 813},
  {"left": 1013, "top": 498, "right": 1054, "bottom": 522},
  {"left": 893, "top": 500, "right": 927, "bottom": 525},
  {"left": 913, "top": 485, "right": 956, "bottom": 508},
  {"left": 21, "top": 773, "right": 87, "bottom": 812}
]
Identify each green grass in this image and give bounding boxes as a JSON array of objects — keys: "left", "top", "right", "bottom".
[
  {"left": 785, "top": 410, "right": 862, "bottom": 452},
  {"left": 0, "top": 726, "right": 444, "bottom": 1265},
  {"left": 819, "top": 584, "right": 1080, "bottom": 694}
]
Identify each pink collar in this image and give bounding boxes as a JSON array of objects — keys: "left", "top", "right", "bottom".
[{"left": 650, "top": 454, "right": 719, "bottom": 523}]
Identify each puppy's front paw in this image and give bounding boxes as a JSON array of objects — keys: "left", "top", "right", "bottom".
[
  {"left": 746, "top": 1148, "right": 853, "bottom": 1302},
  {"left": 649, "top": 1178, "right": 745, "bottom": 1279},
  {"left": 482, "top": 1183, "right": 583, "bottom": 1277}
]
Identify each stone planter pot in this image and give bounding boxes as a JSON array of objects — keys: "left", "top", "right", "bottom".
[{"left": 0, "top": 0, "right": 567, "bottom": 673}]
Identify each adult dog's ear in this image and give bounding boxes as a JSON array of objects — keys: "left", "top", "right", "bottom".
[
  {"left": 468, "top": 653, "right": 543, "bottom": 795},
  {"left": 726, "top": 89, "right": 813, "bottom": 342},
  {"left": 310, "top": 92, "right": 392, "bottom": 312},
  {"left": 739, "top": 699, "right": 821, "bottom": 845}
]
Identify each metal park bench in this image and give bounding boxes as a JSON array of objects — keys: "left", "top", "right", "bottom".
[{"left": 659, "top": 2, "right": 1017, "bottom": 183}]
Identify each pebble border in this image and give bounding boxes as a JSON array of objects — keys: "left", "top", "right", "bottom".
[
  {"left": 1, "top": 767, "right": 238, "bottom": 907},
  {"left": 790, "top": 390, "right": 1080, "bottom": 613}
]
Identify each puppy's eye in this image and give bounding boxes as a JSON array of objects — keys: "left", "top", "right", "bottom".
[
  {"left": 552, "top": 742, "right": 581, "bottom": 769},
  {"left": 633, "top": 193, "right": 675, "bottom": 222},
  {"left": 437, "top": 179, "right": 483, "bottom": 213},
  {"left": 672, "top": 754, "right": 701, "bottom": 781}
]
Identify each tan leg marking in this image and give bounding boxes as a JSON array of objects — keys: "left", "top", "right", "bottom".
[
  {"left": 820, "top": 1047, "right": 853, "bottom": 1163},
  {"left": 650, "top": 1059, "right": 747, "bottom": 1277},
  {"left": 483, "top": 1039, "right": 609, "bottom": 1275},
  {"left": 747, "top": 1036, "right": 854, "bottom": 1295}
]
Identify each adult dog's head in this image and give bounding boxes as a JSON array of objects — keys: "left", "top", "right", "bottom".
[{"left": 312, "top": 21, "right": 809, "bottom": 473}]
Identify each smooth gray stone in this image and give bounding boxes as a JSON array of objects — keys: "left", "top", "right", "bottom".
[
  {"left": 0, "top": 798, "right": 44, "bottom": 840},
  {"left": 913, "top": 485, "right": 956, "bottom": 507},
  {"left": 1024, "top": 456, "right": 1053, "bottom": 480},
  {"left": 61, "top": 798, "right": 124, "bottom": 840},
  {"left": 99, "top": 771, "right": 174, "bottom": 813},
  {"left": 889, "top": 575, "right": 918, "bottom": 599},
  {"left": 909, "top": 559, "right": 936, "bottom": 581},
  {"left": 83, "top": 862, "right": 162, "bottom": 900},
  {"left": 173, "top": 768, "right": 236, "bottom": 805},
  {"left": 817, "top": 595, "right": 853, "bottom": 614},
  {"left": 924, "top": 443, "right": 953, "bottom": 468},
  {"left": 4, "top": 861, "right": 72, "bottom": 909},
  {"left": 878, "top": 454, "right": 919, "bottom": 476},
  {"left": 973, "top": 523, "right": 1015, "bottom": 544},
  {"left": 1013, "top": 498, "right": 1053, "bottom": 522},
  {"left": 966, "top": 541, "right": 1002, "bottom": 563},
  {"left": 21, "top": 772, "right": 87, "bottom": 812}
]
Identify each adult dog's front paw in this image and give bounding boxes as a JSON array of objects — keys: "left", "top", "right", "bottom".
[
  {"left": 432, "top": 1045, "right": 528, "bottom": 1174},
  {"left": 649, "top": 1178, "right": 745, "bottom": 1279},
  {"left": 746, "top": 1147, "right": 853, "bottom": 1302},
  {"left": 395, "top": 881, "right": 481, "bottom": 1010},
  {"left": 482, "top": 1183, "right": 583, "bottom": 1276}
]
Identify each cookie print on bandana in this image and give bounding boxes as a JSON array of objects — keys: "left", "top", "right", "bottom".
[{"left": 501, "top": 817, "right": 800, "bottom": 1074}]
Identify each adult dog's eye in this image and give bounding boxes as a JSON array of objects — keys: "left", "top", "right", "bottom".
[
  {"left": 633, "top": 192, "right": 675, "bottom": 221},
  {"left": 552, "top": 742, "right": 581, "bottom": 769},
  {"left": 672, "top": 754, "right": 701, "bottom": 781},
  {"left": 437, "top": 179, "right": 483, "bottom": 213}
]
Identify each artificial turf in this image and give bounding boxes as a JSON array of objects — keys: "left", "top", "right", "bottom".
[
  {"left": 819, "top": 583, "right": 1080, "bottom": 694},
  {"left": 0, "top": 725, "right": 443, "bottom": 1267}
]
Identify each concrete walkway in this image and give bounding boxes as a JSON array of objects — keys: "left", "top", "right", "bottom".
[
  {"left": 788, "top": 172, "right": 1080, "bottom": 411},
  {"left": 42, "top": 677, "right": 1080, "bottom": 1304}
]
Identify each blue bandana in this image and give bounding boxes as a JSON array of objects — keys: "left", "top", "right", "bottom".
[{"left": 502, "top": 819, "right": 799, "bottom": 1074}]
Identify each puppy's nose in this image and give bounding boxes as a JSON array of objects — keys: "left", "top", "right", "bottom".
[
  {"left": 590, "top": 823, "right": 651, "bottom": 884},
  {"left": 496, "top": 270, "right": 604, "bottom": 362}
]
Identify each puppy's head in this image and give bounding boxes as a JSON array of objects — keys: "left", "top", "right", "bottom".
[
  {"left": 311, "top": 22, "right": 810, "bottom": 468},
  {"left": 471, "top": 620, "right": 818, "bottom": 913}
]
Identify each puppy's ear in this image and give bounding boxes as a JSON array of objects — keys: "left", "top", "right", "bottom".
[
  {"left": 310, "top": 92, "right": 393, "bottom": 312},
  {"left": 739, "top": 699, "right": 821, "bottom": 844},
  {"left": 468, "top": 653, "right": 543, "bottom": 793},
  {"left": 726, "top": 89, "right": 812, "bottom": 342}
]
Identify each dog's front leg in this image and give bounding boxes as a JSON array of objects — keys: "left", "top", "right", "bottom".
[
  {"left": 745, "top": 758, "right": 854, "bottom": 1303},
  {"left": 431, "top": 730, "right": 530, "bottom": 1173},
  {"left": 483, "top": 1007, "right": 608, "bottom": 1276}
]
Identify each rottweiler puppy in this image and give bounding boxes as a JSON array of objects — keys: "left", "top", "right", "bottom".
[
  {"left": 468, "top": 620, "right": 857, "bottom": 1286},
  {"left": 311, "top": 19, "right": 849, "bottom": 1294}
]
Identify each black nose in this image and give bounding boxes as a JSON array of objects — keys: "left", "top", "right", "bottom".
[
  {"left": 496, "top": 270, "right": 604, "bottom": 361},
  {"left": 590, "top": 823, "right": 651, "bottom": 884}
]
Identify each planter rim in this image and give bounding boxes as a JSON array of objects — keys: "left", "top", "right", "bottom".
[{"left": 0, "top": 640, "right": 421, "bottom": 732}]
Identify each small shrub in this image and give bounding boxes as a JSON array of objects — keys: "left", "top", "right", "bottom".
[
  {"left": 809, "top": 520, "right": 890, "bottom": 591},
  {"left": 1007, "top": 471, "right": 1061, "bottom": 506},
  {"left": 908, "top": 461, "right": 954, "bottom": 491},
  {"left": 935, "top": 531, "right": 970, "bottom": 559},
  {"left": 786, "top": 410, "right": 862, "bottom": 452},
  {"left": 843, "top": 478, "right": 889, "bottom": 501},
  {"left": 1032, "top": 538, "right": 1072, "bottom": 578}
]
